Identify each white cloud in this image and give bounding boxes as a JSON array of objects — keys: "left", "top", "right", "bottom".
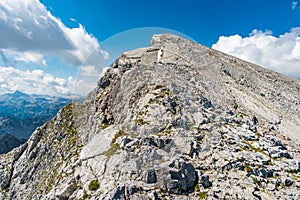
[
  {"left": 5, "top": 50, "right": 47, "bottom": 66},
  {"left": 80, "top": 65, "right": 100, "bottom": 76},
  {"left": 292, "top": 1, "right": 298, "bottom": 10},
  {"left": 72, "top": 66, "right": 109, "bottom": 95},
  {"left": 0, "top": 0, "right": 109, "bottom": 96},
  {"left": 0, "top": 66, "right": 74, "bottom": 95},
  {"left": 0, "top": 0, "right": 107, "bottom": 67},
  {"left": 212, "top": 28, "right": 300, "bottom": 79}
]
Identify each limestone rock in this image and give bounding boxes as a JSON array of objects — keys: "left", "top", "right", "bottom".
[{"left": 200, "top": 175, "right": 212, "bottom": 189}]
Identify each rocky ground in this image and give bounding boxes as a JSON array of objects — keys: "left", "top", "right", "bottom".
[{"left": 0, "top": 34, "right": 299, "bottom": 200}]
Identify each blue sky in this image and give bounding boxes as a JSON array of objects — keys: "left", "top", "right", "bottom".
[
  {"left": 41, "top": 0, "right": 299, "bottom": 46},
  {"left": 0, "top": 0, "right": 299, "bottom": 96}
]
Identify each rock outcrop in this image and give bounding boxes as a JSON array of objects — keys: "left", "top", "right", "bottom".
[{"left": 0, "top": 34, "right": 299, "bottom": 200}]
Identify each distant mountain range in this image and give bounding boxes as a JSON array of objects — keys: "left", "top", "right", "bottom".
[
  {"left": 0, "top": 133, "right": 26, "bottom": 154},
  {"left": 0, "top": 90, "right": 84, "bottom": 154}
]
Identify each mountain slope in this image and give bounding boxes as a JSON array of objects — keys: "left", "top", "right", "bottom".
[
  {"left": 0, "top": 34, "right": 299, "bottom": 200},
  {"left": 0, "top": 90, "right": 81, "bottom": 139},
  {"left": 0, "top": 134, "right": 26, "bottom": 154}
]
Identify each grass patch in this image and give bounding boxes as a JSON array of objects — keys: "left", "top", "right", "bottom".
[
  {"left": 194, "top": 184, "right": 200, "bottom": 192},
  {"left": 111, "top": 130, "right": 126, "bottom": 144},
  {"left": 199, "top": 191, "right": 208, "bottom": 199},
  {"left": 160, "top": 88, "right": 172, "bottom": 97},
  {"left": 82, "top": 190, "right": 88, "bottom": 199},
  {"left": 136, "top": 118, "right": 149, "bottom": 126},
  {"left": 102, "top": 123, "right": 111, "bottom": 129},
  {"left": 101, "top": 143, "right": 120, "bottom": 157},
  {"left": 244, "top": 163, "right": 253, "bottom": 173},
  {"left": 164, "top": 129, "right": 172, "bottom": 135},
  {"left": 101, "top": 130, "right": 123, "bottom": 158},
  {"left": 197, "top": 136, "right": 205, "bottom": 143},
  {"left": 289, "top": 169, "right": 300, "bottom": 180},
  {"left": 88, "top": 180, "right": 100, "bottom": 191},
  {"left": 243, "top": 140, "right": 269, "bottom": 157},
  {"left": 252, "top": 177, "right": 261, "bottom": 186},
  {"left": 266, "top": 160, "right": 274, "bottom": 166},
  {"left": 291, "top": 173, "right": 300, "bottom": 180}
]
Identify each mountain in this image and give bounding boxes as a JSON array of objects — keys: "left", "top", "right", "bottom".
[
  {"left": 0, "top": 90, "right": 83, "bottom": 139},
  {"left": 0, "top": 134, "right": 26, "bottom": 154},
  {"left": 0, "top": 34, "right": 299, "bottom": 200}
]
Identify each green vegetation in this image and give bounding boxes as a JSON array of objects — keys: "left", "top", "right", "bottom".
[
  {"left": 244, "top": 162, "right": 253, "bottom": 173},
  {"left": 69, "top": 135, "right": 78, "bottom": 147},
  {"left": 197, "top": 136, "right": 205, "bottom": 143},
  {"left": 288, "top": 169, "right": 300, "bottom": 180},
  {"left": 289, "top": 169, "right": 297, "bottom": 174},
  {"left": 43, "top": 161, "right": 63, "bottom": 194},
  {"left": 111, "top": 130, "right": 126, "bottom": 144},
  {"left": 102, "top": 143, "right": 120, "bottom": 157},
  {"left": 148, "top": 98, "right": 157, "bottom": 104},
  {"left": 102, "top": 123, "right": 111, "bottom": 129},
  {"left": 164, "top": 129, "right": 172, "bottom": 135},
  {"left": 88, "top": 180, "right": 100, "bottom": 191},
  {"left": 194, "top": 184, "right": 200, "bottom": 192},
  {"left": 138, "top": 109, "right": 149, "bottom": 116},
  {"left": 160, "top": 88, "right": 172, "bottom": 97},
  {"left": 199, "top": 191, "right": 208, "bottom": 199},
  {"left": 101, "top": 130, "right": 127, "bottom": 158},
  {"left": 20, "top": 102, "right": 84, "bottom": 197},
  {"left": 1, "top": 187, "right": 9, "bottom": 200},
  {"left": 243, "top": 140, "right": 269, "bottom": 157},
  {"left": 266, "top": 160, "right": 274, "bottom": 166},
  {"left": 148, "top": 87, "right": 173, "bottom": 105},
  {"left": 63, "top": 103, "right": 74, "bottom": 115},
  {"left": 136, "top": 118, "right": 149, "bottom": 126},
  {"left": 237, "top": 113, "right": 243, "bottom": 118},
  {"left": 252, "top": 177, "right": 261, "bottom": 186},
  {"left": 83, "top": 190, "right": 88, "bottom": 199}
]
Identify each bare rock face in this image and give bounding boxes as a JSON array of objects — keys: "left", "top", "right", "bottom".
[{"left": 0, "top": 34, "right": 300, "bottom": 200}]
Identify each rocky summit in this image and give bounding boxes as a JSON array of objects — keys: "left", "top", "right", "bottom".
[{"left": 0, "top": 34, "right": 300, "bottom": 200}]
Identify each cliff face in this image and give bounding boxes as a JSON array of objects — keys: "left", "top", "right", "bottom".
[{"left": 0, "top": 34, "right": 299, "bottom": 200}]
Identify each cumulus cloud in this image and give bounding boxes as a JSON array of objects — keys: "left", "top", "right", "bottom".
[
  {"left": 0, "top": 0, "right": 107, "bottom": 67},
  {"left": 292, "top": 1, "right": 298, "bottom": 10},
  {"left": 80, "top": 65, "right": 101, "bottom": 77},
  {"left": 0, "top": 0, "right": 108, "bottom": 96},
  {"left": 212, "top": 28, "right": 300, "bottom": 79},
  {"left": 6, "top": 50, "right": 47, "bottom": 66},
  {"left": 0, "top": 66, "right": 73, "bottom": 95}
]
